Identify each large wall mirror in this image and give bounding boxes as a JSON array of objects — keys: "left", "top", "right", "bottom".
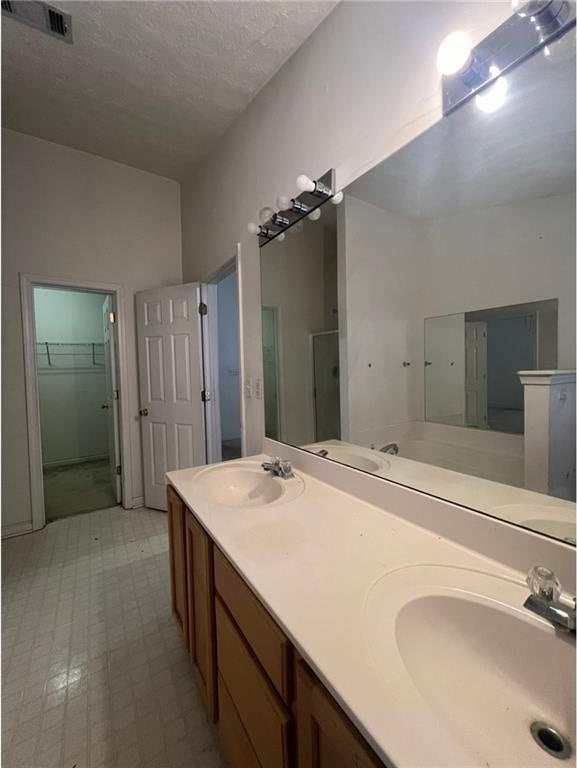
[{"left": 260, "top": 20, "right": 576, "bottom": 544}]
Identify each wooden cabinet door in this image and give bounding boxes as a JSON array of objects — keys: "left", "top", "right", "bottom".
[
  {"left": 185, "top": 509, "right": 217, "bottom": 721},
  {"left": 296, "top": 662, "right": 384, "bottom": 768},
  {"left": 167, "top": 485, "right": 188, "bottom": 646}
]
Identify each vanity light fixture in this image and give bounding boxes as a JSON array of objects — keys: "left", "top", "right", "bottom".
[
  {"left": 331, "top": 191, "right": 344, "bottom": 205},
  {"left": 440, "top": 0, "right": 575, "bottom": 114},
  {"left": 248, "top": 168, "right": 336, "bottom": 246}
]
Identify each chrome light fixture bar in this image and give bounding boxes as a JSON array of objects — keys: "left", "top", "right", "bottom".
[
  {"left": 442, "top": 0, "right": 576, "bottom": 115},
  {"left": 256, "top": 168, "right": 336, "bottom": 247}
]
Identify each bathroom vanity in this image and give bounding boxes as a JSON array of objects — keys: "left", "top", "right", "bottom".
[
  {"left": 166, "top": 475, "right": 383, "bottom": 768},
  {"left": 166, "top": 453, "right": 575, "bottom": 768}
]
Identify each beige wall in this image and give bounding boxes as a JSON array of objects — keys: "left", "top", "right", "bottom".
[
  {"left": 2, "top": 129, "right": 182, "bottom": 535},
  {"left": 180, "top": 0, "right": 510, "bottom": 454},
  {"left": 340, "top": 192, "right": 575, "bottom": 444}
]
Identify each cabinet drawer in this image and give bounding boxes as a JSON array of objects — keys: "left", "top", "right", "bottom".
[
  {"left": 218, "top": 673, "right": 261, "bottom": 768},
  {"left": 214, "top": 546, "right": 292, "bottom": 702},
  {"left": 216, "top": 597, "right": 291, "bottom": 768}
]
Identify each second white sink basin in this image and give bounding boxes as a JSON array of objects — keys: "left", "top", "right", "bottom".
[
  {"left": 306, "top": 443, "right": 389, "bottom": 473},
  {"left": 364, "top": 565, "right": 576, "bottom": 767},
  {"left": 193, "top": 461, "right": 304, "bottom": 508}
]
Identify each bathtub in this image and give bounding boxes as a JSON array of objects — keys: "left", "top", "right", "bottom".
[{"left": 393, "top": 437, "right": 525, "bottom": 488}]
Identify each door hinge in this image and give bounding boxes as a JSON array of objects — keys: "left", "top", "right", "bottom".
[
  {"left": 198, "top": 302, "right": 208, "bottom": 316},
  {"left": 113, "top": 389, "right": 119, "bottom": 400},
  {"left": 115, "top": 465, "right": 122, "bottom": 475},
  {"left": 109, "top": 311, "right": 116, "bottom": 324},
  {"left": 201, "top": 389, "right": 211, "bottom": 402}
]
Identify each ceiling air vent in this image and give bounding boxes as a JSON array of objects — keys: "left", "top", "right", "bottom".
[{"left": 1, "top": 1, "right": 72, "bottom": 43}]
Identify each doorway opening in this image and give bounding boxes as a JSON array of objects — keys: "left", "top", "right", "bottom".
[
  {"left": 311, "top": 330, "right": 341, "bottom": 442},
  {"left": 30, "top": 285, "right": 122, "bottom": 522},
  {"left": 200, "top": 261, "right": 242, "bottom": 463}
]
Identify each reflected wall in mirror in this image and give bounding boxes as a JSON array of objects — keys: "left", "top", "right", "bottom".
[
  {"left": 260, "top": 23, "right": 576, "bottom": 544},
  {"left": 260, "top": 208, "right": 340, "bottom": 446},
  {"left": 425, "top": 299, "right": 558, "bottom": 433}
]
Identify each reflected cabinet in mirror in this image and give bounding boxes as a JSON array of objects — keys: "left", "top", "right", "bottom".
[{"left": 260, "top": 23, "right": 576, "bottom": 544}]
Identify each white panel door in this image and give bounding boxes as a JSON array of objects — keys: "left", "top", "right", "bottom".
[
  {"left": 102, "top": 295, "right": 122, "bottom": 503},
  {"left": 136, "top": 284, "right": 206, "bottom": 510},
  {"left": 465, "top": 321, "right": 488, "bottom": 428}
]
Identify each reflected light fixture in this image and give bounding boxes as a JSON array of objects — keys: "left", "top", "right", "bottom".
[
  {"left": 475, "top": 66, "right": 508, "bottom": 113},
  {"left": 436, "top": 30, "right": 473, "bottom": 75},
  {"left": 511, "top": 0, "right": 552, "bottom": 17},
  {"left": 331, "top": 191, "right": 344, "bottom": 205},
  {"left": 307, "top": 208, "right": 322, "bottom": 221}
]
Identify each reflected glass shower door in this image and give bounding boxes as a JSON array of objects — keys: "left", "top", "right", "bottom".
[
  {"left": 312, "top": 331, "right": 340, "bottom": 442},
  {"left": 262, "top": 307, "right": 280, "bottom": 440}
]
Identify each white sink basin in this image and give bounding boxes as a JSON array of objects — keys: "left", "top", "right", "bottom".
[
  {"left": 364, "top": 565, "right": 576, "bottom": 767},
  {"left": 490, "top": 504, "right": 576, "bottom": 542},
  {"left": 193, "top": 461, "right": 304, "bottom": 508},
  {"left": 306, "top": 444, "right": 389, "bottom": 473}
]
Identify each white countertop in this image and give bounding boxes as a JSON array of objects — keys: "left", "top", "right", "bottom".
[{"left": 166, "top": 456, "right": 545, "bottom": 768}]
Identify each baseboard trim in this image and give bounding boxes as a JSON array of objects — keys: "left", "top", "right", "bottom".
[
  {"left": 2, "top": 521, "right": 34, "bottom": 539},
  {"left": 43, "top": 454, "right": 109, "bottom": 469}
]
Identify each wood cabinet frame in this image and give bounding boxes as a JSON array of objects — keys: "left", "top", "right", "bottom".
[
  {"left": 167, "top": 485, "right": 188, "bottom": 646},
  {"left": 185, "top": 508, "right": 218, "bottom": 721}
]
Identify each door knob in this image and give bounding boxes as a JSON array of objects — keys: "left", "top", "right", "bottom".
[
  {"left": 101, "top": 403, "right": 110, "bottom": 410},
  {"left": 139, "top": 408, "right": 149, "bottom": 416}
]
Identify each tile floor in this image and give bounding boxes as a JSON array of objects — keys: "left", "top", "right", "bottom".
[
  {"left": 43, "top": 460, "right": 118, "bottom": 522},
  {"left": 2, "top": 506, "right": 226, "bottom": 768}
]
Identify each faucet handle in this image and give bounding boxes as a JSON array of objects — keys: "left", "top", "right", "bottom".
[{"left": 526, "top": 566, "right": 561, "bottom": 602}]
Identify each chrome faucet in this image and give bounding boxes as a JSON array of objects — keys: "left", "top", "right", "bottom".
[
  {"left": 380, "top": 442, "right": 399, "bottom": 455},
  {"left": 261, "top": 457, "right": 294, "bottom": 479},
  {"left": 524, "top": 566, "right": 576, "bottom": 634}
]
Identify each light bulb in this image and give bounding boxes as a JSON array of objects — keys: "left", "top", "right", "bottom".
[
  {"left": 475, "top": 66, "right": 508, "bottom": 113},
  {"left": 308, "top": 208, "right": 321, "bottom": 221},
  {"left": 331, "top": 191, "right": 344, "bottom": 205},
  {"left": 436, "top": 31, "right": 473, "bottom": 75},
  {"left": 276, "top": 233, "right": 286, "bottom": 242},
  {"left": 296, "top": 174, "right": 315, "bottom": 193},
  {"left": 277, "top": 195, "right": 292, "bottom": 211},
  {"left": 247, "top": 222, "right": 260, "bottom": 235},
  {"left": 258, "top": 206, "right": 275, "bottom": 225},
  {"left": 290, "top": 222, "right": 304, "bottom": 235}
]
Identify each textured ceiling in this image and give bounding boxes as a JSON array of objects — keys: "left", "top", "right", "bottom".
[
  {"left": 347, "top": 34, "right": 576, "bottom": 219},
  {"left": 2, "top": 0, "right": 336, "bottom": 179}
]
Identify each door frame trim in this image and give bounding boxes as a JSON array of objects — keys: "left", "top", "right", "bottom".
[
  {"left": 20, "top": 273, "right": 133, "bottom": 531},
  {"left": 200, "top": 254, "right": 242, "bottom": 464}
]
